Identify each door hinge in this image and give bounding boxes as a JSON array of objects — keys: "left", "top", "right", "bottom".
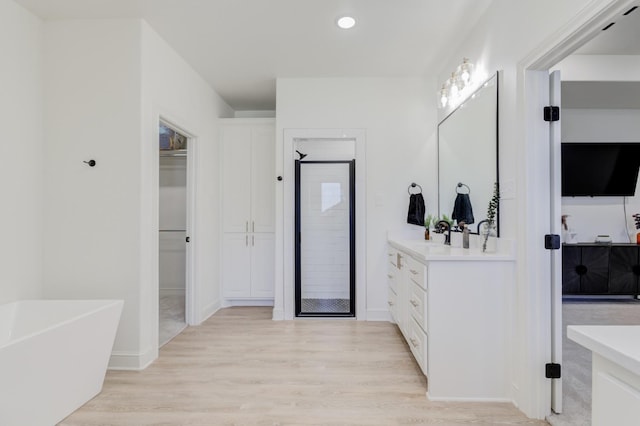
[
  {"left": 544, "top": 106, "right": 560, "bottom": 122},
  {"left": 545, "top": 363, "right": 561, "bottom": 379},
  {"left": 545, "top": 234, "right": 561, "bottom": 250}
]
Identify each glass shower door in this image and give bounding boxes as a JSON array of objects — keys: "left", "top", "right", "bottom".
[{"left": 295, "top": 160, "right": 355, "bottom": 317}]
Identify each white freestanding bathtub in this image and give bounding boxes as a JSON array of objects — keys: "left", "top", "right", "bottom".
[{"left": 0, "top": 299, "right": 123, "bottom": 426}]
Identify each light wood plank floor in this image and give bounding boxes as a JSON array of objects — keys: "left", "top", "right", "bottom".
[{"left": 60, "top": 307, "right": 547, "bottom": 426}]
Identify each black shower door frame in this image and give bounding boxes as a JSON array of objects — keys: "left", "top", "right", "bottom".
[{"left": 294, "top": 160, "right": 356, "bottom": 317}]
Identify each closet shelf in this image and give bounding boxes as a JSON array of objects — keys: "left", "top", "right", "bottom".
[{"left": 160, "top": 149, "right": 187, "bottom": 157}]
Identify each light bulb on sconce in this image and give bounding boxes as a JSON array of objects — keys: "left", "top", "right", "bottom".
[
  {"left": 437, "top": 58, "right": 476, "bottom": 109},
  {"left": 457, "top": 58, "right": 474, "bottom": 84},
  {"left": 447, "top": 72, "right": 459, "bottom": 98},
  {"left": 439, "top": 85, "right": 448, "bottom": 108}
]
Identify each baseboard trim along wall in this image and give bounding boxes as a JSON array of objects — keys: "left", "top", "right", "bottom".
[
  {"left": 366, "top": 310, "right": 392, "bottom": 322},
  {"left": 200, "top": 300, "right": 221, "bottom": 324},
  {"left": 222, "top": 298, "right": 275, "bottom": 307},
  {"left": 108, "top": 347, "right": 156, "bottom": 371},
  {"left": 272, "top": 308, "right": 284, "bottom": 320}
]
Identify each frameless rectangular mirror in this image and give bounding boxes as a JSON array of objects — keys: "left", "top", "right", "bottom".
[{"left": 437, "top": 72, "right": 499, "bottom": 234}]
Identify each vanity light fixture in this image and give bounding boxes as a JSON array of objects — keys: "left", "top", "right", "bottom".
[
  {"left": 439, "top": 85, "right": 448, "bottom": 108},
  {"left": 438, "top": 58, "right": 476, "bottom": 110},
  {"left": 337, "top": 16, "right": 356, "bottom": 29}
]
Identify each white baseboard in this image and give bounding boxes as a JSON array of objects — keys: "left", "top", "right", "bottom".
[
  {"left": 223, "top": 298, "right": 274, "bottom": 307},
  {"left": 199, "top": 299, "right": 221, "bottom": 324},
  {"left": 108, "top": 346, "right": 156, "bottom": 371},
  {"left": 366, "top": 309, "right": 392, "bottom": 322},
  {"left": 272, "top": 309, "right": 284, "bottom": 320},
  {"left": 159, "top": 288, "right": 186, "bottom": 297},
  {"left": 426, "top": 392, "right": 512, "bottom": 403}
]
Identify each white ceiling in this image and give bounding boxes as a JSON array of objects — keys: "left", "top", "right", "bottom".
[
  {"left": 574, "top": 5, "right": 640, "bottom": 55},
  {"left": 563, "top": 5, "right": 640, "bottom": 109},
  {"left": 15, "top": 0, "right": 493, "bottom": 111}
]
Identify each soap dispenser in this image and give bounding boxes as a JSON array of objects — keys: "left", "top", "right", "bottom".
[{"left": 462, "top": 223, "right": 470, "bottom": 249}]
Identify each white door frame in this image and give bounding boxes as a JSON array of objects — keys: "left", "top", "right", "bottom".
[
  {"left": 151, "top": 114, "right": 199, "bottom": 355},
  {"left": 518, "top": 0, "right": 637, "bottom": 418},
  {"left": 278, "top": 129, "right": 366, "bottom": 320}
]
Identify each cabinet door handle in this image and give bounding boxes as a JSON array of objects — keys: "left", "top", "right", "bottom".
[
  {"left": 387, "top": 301, "right": 394, "bottom": 306},
  {"left": 410, "top": 338, "right": 419, "bottom": 348},
  {"left": 246, "top": 221, "right": 248, "bottom": 233},
  {"left": 246, "top": 235, "right": 248, "bottom": 246},
  {"left": 252, "top": 221, "right": 255, "bottom": 232},
  {"left": 252, "top": 235, "right": 255, "bottom": 246},
  {"left": 388, "top": 253, "right": 394, "bottom": 257},
  {"left": 410, "top": 269, "right": 418, "bottom": 275},
  {"left": 410, "top": 299, "right": 419, "bottom": 307},
  {"left": 387, "top": 274, "right": 393, "bottom": 279}
]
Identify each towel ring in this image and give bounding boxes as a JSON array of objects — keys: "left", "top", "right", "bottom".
[
  {"left": 408, "top": 182, "right": 422, "bottom": 195},
  {"left": 456, "top": 182, "right": 471, "bottom": 194}
]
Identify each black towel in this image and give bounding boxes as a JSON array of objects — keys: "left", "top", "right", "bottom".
[
  {"left": 452, "top": 193, "right": 474, "bottom": 225},
  {"left": 407, "top": 193, "right": 426, "bottom": 226}
]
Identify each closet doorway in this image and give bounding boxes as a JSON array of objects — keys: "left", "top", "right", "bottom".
[{"left": 158, "top": 122, "right": 189, "bottom": 346}]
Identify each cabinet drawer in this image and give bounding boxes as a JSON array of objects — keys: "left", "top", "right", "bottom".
[
  {"left": 405, "top": 255, "right": 427, "bottom": 289},
  {"left": 408, "top": 281, "right": 427, "bottom": 332},
  {"left": 388, "top": 287, "right": 398, "bottom": 323},
  {"left": 388, "top": 266, "right": 398, "bottom": 295},
  {"left": 408, "top": 318, "right": 428, "bottom": 376},
  {"left": 388, "top": 248, "right": 398, "bottom": 268}
]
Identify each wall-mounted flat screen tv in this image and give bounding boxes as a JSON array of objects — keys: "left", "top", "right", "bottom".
[{"left": 562, "top": 142, "right": 640, "bottom": 197}]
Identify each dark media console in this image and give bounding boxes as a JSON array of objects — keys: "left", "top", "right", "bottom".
[{"left": 563, "top": 243, "right": 640, "bottom": 296}]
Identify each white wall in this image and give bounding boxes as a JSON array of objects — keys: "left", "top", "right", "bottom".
[
  {"left": 43, "top": 18, "right": 233, "bottom": 369},
  {"left": 0, "top": 0, "right": 44, "bottom": 304},
  {"left": 140, "top": 23, "right": 234, "bottom": 362},
  {"left": 43, "top": 19, "right": 145, "bottom": 366},
  {"left": 275, "top": 77, "right": 434, "bottom": 320},
  {"left": 561, "top": 108, "right": 640, "bottom": 243},
  {"left": 435, "top": 0, "right": 636, "bottom": 419}
]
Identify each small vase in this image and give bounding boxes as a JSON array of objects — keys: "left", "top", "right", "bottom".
[
  {"left": 480, "top": 222, "right": 497, "bottom": 253},
  {"left": 636, "top": 232, "right": 640, "bottom": 245},
  {"left": 425, "top": 228, "right": 430, "bottom": 240}
]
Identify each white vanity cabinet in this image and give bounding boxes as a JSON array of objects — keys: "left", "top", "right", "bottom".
[
  {"left": 221, "top": 118, "right": 275, "bottom": 302},
  {"left": 568, "top": 326, "right": 640, "bottom": 426},
  {"left": 388, "top": 239, "right": 514, "bottom": 401}
]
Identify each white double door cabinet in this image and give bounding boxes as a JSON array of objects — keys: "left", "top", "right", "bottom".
[{"left": 221, "top": 119, "right": 275, "bottom": 300}]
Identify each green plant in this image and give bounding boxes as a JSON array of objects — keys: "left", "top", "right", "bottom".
[
  {"left": 440, "top": 214, "right": 453, "bottom": 227},
  {"left": 424, "top": 214, "right": 434, "bottom": 229},
  {"left": 483, "top": 182, "right": 500, "bottom": 252}
]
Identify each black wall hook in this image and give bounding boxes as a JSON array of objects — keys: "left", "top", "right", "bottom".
[{"left": 83, "top": 160, "right": 96, "bottom": 167}]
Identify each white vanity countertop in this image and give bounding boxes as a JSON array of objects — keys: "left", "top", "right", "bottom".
[
  {"left": 388, "top": 236, "right": 515, "bottom": 262},
  {"left": 568, "top": 326, "right": 640, "bottom": 376}
]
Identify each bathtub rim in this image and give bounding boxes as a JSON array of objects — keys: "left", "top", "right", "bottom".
[{"left": 0, "top": 299, "right": 124, "bottom": 349}]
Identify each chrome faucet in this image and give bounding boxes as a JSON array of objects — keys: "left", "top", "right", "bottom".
[{"left": 435, "top": 220, "right": 452, "bottom": 245}]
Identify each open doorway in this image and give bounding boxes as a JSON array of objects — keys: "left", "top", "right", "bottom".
[
  {"left": 158, "top": 122, "right": 190, "bottom": 346},
  {"left": 520, "top": 2, "right": 640, "bottom": 424},
  {"left": 549, "top": 26, "right": 640, "bottom": 425}
]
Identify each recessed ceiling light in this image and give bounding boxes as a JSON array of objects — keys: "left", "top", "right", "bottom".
[{"left": 337, "top": 16, "right": 356, "bottom": 29}]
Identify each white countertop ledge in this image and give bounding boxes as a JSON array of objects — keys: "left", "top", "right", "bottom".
[
  {"left": 568, "top": 325, "right": 640, "bottom": 376},
  {"left": 388, "top": 237, "right": 515, "bottom": 262}
]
